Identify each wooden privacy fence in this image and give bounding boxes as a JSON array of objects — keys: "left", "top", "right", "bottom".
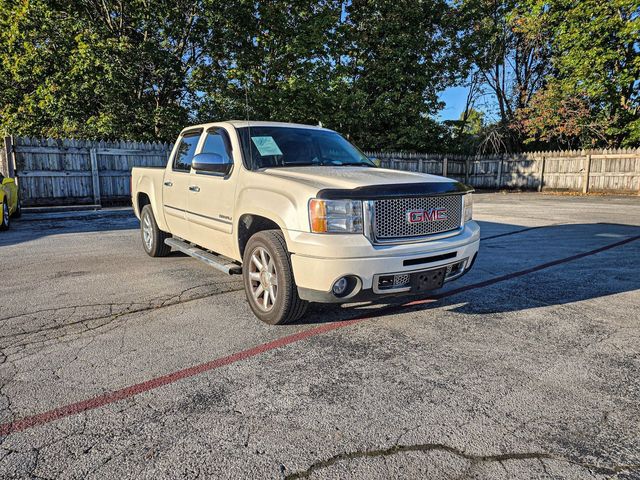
[
  {"left": 1, "top": 136, "right": 639, "bottom": 207},
  {"left": 366, "top": 149, "right": 640, "bottom": 194},
  {"left": 2, "top": 136, "right": 172, "bottom": 206}
]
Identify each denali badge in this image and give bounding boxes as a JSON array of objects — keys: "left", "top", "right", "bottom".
[{"left": 407, "top": 208, "right": 448, "bottom": 224}]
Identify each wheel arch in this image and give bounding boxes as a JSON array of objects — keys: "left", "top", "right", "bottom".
[
  {"left": 237, "top": 213, "right": 285, "bottom": 258},
  {"left": 132, "top": 174, "right": 169, "bottom": 231},
  {"left": 136, "top": 192, "right": 151, "bottom": 217},
  {"left": 233, "top": 186, "right": 304, "bottom": 260}
]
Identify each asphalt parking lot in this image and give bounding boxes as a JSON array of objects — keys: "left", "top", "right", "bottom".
[{"left": 0, "top": 193, "right": 639, "bottom": 479}]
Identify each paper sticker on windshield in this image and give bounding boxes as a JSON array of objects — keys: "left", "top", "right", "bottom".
[{"left": 251, "top": 136, "right": 283, "bottom": 156}]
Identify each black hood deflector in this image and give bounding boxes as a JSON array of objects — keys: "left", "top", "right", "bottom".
[{"left": 316, "top": 182, "right": 473, "bottom": 200}]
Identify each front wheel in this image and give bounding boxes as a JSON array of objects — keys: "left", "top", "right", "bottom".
[
  {"left": 140, "top": 205, "right": 171, "bottom": 257},
  {"left": 0, "top": 200, "right": 9, "bottom": 230},
  {"left": 242, "top": 230, "right": 308, "bottom": 325}
]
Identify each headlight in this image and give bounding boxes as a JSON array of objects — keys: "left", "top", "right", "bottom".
[
  {"left": 463, "top": 193, "right": 473, "bottom": 223},
  {"left": 309, "top": 199, "right": 363, "bottom": 233}
]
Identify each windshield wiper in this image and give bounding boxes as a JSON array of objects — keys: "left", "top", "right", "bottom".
[{"left": 334, "top": 162, "right": 375, "bottom": 167}]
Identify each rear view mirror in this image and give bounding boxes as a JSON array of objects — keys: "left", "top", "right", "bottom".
[{"left": 192, "top": 153, "right": 233, "bottom": 176}]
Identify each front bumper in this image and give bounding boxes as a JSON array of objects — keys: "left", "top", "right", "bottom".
[{"left": 290, "top": 221, "right": 480, "bottom": 303}]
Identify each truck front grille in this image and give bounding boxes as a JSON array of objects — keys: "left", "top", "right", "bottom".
[{"left": 371, "top": 195, "right": 463, "bottom": 242}]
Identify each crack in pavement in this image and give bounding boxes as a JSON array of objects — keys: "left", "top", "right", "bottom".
[
  {"left": 0, "top": 303, "right": 138, "bottom": 324},
  {"left": 0, "top": 281, "right": 244, "bottom": 356},
  {"left": 283, "top": 443, "right": 640, "bottom": 479}
]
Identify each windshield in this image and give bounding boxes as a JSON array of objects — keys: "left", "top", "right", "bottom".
[{"left": 236, "top": 126, "right": 375, "bottom": 170}]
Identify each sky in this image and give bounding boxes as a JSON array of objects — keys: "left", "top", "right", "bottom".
[{"left": 437, "top": 86, "right": 469, "bottom": 121}]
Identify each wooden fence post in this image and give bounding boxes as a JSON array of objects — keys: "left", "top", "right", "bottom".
[
  {"left": 538, "top": 156, "right": 546, "bottom": 192},
  {"left": 496, "top": 155, "right": 503, "bottom": 188},
  {"left": 582, "top": 152, "right": 592, "bottom": 194},
  {"left": 637, "top": 151, "right": 640, "bottom": 196},
  {"left": 418, "top": 158, "right": 423, "bottom": 173},
  {"left": 3, "top": 136, "right": 16, "bottom": 178},
  {"left": 0, "top": 140, "right": 7, "bottom": 177},
  {"left": 635, "top": 149, "right": 640, "bottom": 196},
  {"left": 89, "top": 148, "right": 101, "bottom": 206},
  {"left": 465, "top": 157, "right": 470, "bottom": 184},
  {"left": 442, "top": 157, "right": 448, "bottom": 177}
]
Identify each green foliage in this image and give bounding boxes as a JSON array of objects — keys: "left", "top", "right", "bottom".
[
  {"left": 193, "top": 0, "right": 459, "bottom": 151},
  {"left": 443, "top": 108, "right": 486, "bottom": 153},
  {"left": 329, "top": 0, "right": 460, "bottom": 151},
  {"left": 0, "top": 0, "right": 461, "bottom": 150},
  {"left": 514, "top": 0, "right": 640, "bottom": 148},
  {"left": 0, "top": 0, "right": 637, "bottom": 150},
  {"left": 0, "top": 0, "right": 216, "bottom": 141},
  {"left": 453, "top": 0, "right": 553, "bottom": 152}
]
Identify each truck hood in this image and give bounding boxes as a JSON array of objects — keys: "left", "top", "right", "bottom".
[{"left": 261, "top": 166, "right": 454, "bottom": 191}]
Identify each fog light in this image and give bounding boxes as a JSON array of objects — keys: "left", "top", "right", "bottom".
[{"left": 332, "top": 277, "right": 349, "bottom": 296}]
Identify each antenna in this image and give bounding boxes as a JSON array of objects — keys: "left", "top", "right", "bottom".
[{"left": 244, "top": 81, "right": 254, "bottom": 169}]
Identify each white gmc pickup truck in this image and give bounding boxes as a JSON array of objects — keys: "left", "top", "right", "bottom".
[{"left": 131, "top": 121, "right": 479, "bottom": 324}]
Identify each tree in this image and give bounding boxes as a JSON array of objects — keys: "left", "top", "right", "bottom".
[
  {"left": 443, "top": 107, "right": 487, "bottom": 153},
  {"left": 455, "top": 0, "right": 552, "bottom": 152},
  {"left": 327, "top": 0, "right": 461, "bottom": 151},
  {"left": 514, "top": 0, "right": 640, "bottom": 148},
  {"left": 192, "top": 0, "right": 341, "bottom": 127},
  {"left": 194, "top": 0, "right": 462, "bottom": 151},
  {"left": 0, "top": 0, "right": 214, "bottom": 140},
  {"left": 0, "top": 0, "right": 467, "bottom": 151}
]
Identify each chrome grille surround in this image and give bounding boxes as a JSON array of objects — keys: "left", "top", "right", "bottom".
[{"left": 365, "top": 194, "right": 464, "bottom": 245}]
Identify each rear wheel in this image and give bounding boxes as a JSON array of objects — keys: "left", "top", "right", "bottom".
[
  {"left": 0, "top": 200, "right": 9, "bottom": 230},
  {"left": 140, "top": 204, "right": 171, "bottom": 257},
  {"left": 242, "top": 230, "right": 308, "bottom": 325}
]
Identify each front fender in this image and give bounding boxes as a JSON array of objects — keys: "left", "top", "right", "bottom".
[
  {"left": 234, "top": 186, "right": 306, "bottom": 257},
  {"left": 0, "top": 181, "right": 17, "bottom": 213}
]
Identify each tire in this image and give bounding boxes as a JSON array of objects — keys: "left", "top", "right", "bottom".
[
  {"left": 242, "top": 230, "right": 308, "bottom": 325},
  {"left": 0, "top": 200, "right": 9, "bottom": 230},
  {"left": 13, "top": 196, "right": 21, "bottom": 219},
  {"left": 140, "top": 204, "right": 171, "bottom": 257}
]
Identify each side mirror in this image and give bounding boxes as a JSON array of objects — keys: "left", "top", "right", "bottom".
[
  {"left": 1, "top": 177, "right": 14, "bottom": 185},
  {"left": 192, "top": 153, "right": 233, "bottom": 176}
]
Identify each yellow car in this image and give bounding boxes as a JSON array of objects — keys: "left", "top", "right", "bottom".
[{"left": 0, "top": 173, "right": 21, "bottom": 230}]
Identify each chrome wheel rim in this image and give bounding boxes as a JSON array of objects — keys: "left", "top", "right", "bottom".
[
  {"left": 2, "top": 203, "right": 8, "bottom": 226},
  {"left": 142, "top": 213, "right": 153, "bottom": 250},
  {"left": 248, "top": 246, "right": 278, "bottom": 312}
]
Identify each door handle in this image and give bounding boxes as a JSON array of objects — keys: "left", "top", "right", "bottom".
[
  {"left": 164, "top": 181, "right": 173, "bottom": 187},
  {"left": 189, "top": 185, "right": 200, "bottom": 192}
]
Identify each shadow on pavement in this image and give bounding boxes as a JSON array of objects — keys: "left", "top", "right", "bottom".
[
  {"left": 1, "top": 211, "right": 639, "bottom": 323},
  {"left": 0, "top": 210, "right": 138, "bottom": 247},
  {"left": 296, "top": 222, "right": 640, "bottom": 324}
]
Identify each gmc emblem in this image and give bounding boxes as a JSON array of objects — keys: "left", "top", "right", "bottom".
[{"left": 407, "top": 208, "right": 448, "bottom": 224}]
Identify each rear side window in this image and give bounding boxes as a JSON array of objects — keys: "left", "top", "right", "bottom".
[
  {"left": 172, "top": 132, "right": 201, "bottom": 171},
  {"left": 202, "top": 128, "right": 233, "bottom": 164}
]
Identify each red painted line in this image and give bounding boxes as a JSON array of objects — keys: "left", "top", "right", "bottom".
[
  {"left": 0, "top": 318, "right": 363, "bottom": 436},
  {"left": 1, "top": 234, "right": 638, "bottom": 436}
]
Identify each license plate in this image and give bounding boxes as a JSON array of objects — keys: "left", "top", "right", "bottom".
[{"left": 410, "top": 267, "right": 446, "bottom": 292}]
